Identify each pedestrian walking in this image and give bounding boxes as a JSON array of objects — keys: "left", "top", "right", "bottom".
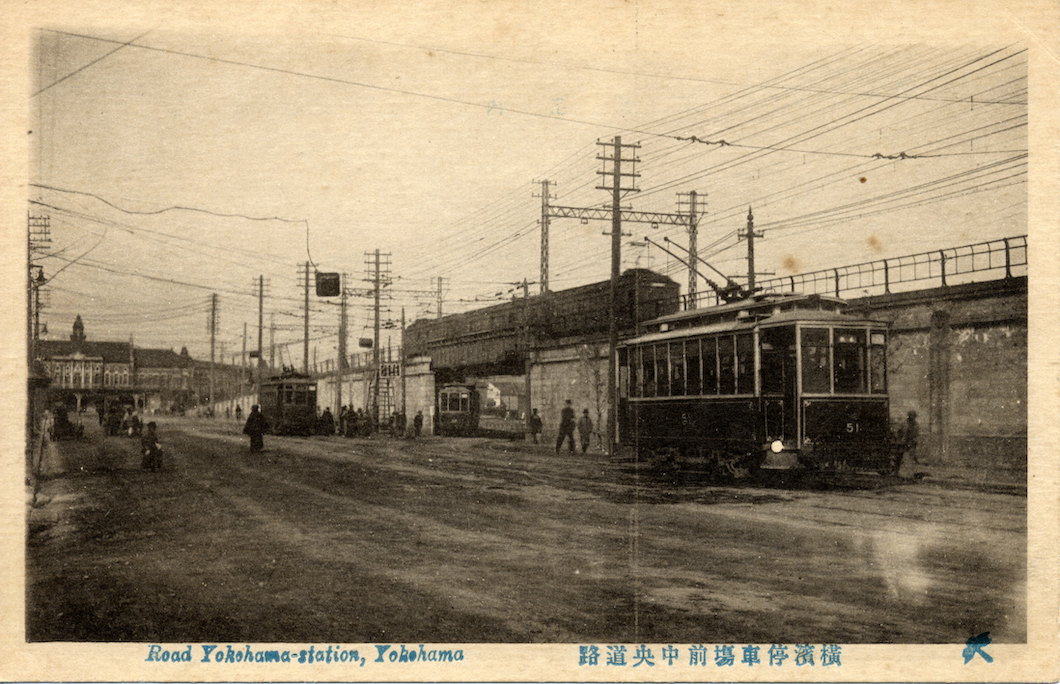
[
  {"left": 905, "top": 410, "right": 919, "bottom": 463},
  {"left": 528, "top": 408, "right": 543, "bottom": 444},
  {"left": 555, "top": 399, "right": 576, "bottom": 454},
  {"left": 892, "top": 409, "right": 920, "bottom": 476},
  {"left": 413, "top": 410, "right": 424, "bottom": 437},
  {"left": 234, "top": 404, "right": 243, "bottom": 422},
  {"left": 577, "top": 409, "right": 593, "bottom": 454},
  {"left": 242, "top": 404, "right": 270, "bottom": 452},
  {"left": 141, "top": 421, "right": 163, "bottom": 471},
  {"left": 318, "top": 407, "right": 335, "bottom": 436}
]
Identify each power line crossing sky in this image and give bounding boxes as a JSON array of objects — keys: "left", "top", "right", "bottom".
[{"left": 29, "top": 23, "right": 1027, "bottom": 363}]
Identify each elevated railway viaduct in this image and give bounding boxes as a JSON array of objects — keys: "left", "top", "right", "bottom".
[{"left": 315, "top": 240, "right": 1027, "bottom": 478}]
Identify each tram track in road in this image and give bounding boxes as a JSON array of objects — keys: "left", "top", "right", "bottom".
[
  {"left": 172, "top": 423, "right": 1025, "bottom": 536},
  {"left": 29, "top": 418, "right": 1028, "bottom": 643},
  {"left": 177, "top": 424, "right": 1023, "bottom": 532}
]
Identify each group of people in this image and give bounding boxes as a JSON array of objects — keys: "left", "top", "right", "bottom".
[
  {"left": 337, "top": 406, "right": 376, "bottom": 438},
  {"left": 526, "top": 399, "right": 596, "bottom": 454},
  {"left": 334, "top": 406, "right": 425, "bottom": 439},
  {"left": 100, "top": 405, "right": 143, "bottom": 438},
  {"left": 238, "top": 404, "right": 428, "bottom": 452}
]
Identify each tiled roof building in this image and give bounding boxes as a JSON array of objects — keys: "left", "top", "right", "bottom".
[{"left": 35, "top": 316, "right": 245, "bottom": 413}]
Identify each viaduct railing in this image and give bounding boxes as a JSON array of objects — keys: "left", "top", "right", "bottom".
[
  {"left": 686, "top": 235, "right": 1027, "bottom": 309},
  {"left": 310, "top": 346, "right": 403, "bottom": 376}
]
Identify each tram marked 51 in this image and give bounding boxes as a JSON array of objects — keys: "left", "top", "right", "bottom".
[{"left": 618, "top": 292, "right": 898, "bottom": 478}]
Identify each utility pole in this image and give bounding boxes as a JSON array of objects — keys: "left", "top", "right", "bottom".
[
  {"left": 400, "top": 306, "right": 407, "bottom": 419},
  {"left": 740, "top": 206, "right": 762, "bottom": 294},
  {"left": 258, "top": 275, "right": 264, "bottom": 390},
  {"left": 435, "top": 276, "right": 445, "bottom": 319},
  {"left": 373, "top": 252, "right": 381, "bottom": 425},
  {"left": 536, "top": 180, "right": 551, "bottom": 293},
  {"left": 366, "top": 250, "right": 391, "bottom": 427},
  {"left": 28, "top": 213, "right": 51, "bottom": 370},
  {"left": 684, "top": 190, "right": 700, "bottom": 309},
  {"left": 302, "top": 261, "right": 310, "bottom": 374},
  {"left": 269, "top": 313, "right": 275, "bottom": 371},
  {"left": 241, "top": 322, "right": 247, "bottom": 399},
  {"left": 521, "top": 278, "right": 532, "bottom": 437},
  {"left": 208, "top": 293, "right": 218, "bottom": 413},
  {"left": 336, "top": 273, "right": 347, "bottom": 423},
  {"left": 597, "top": 136, "right": 640, "bottom": 457}
]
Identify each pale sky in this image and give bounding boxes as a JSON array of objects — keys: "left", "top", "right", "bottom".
[{"left": 23, "top": 4, "right": 1032, "bottom": 364}]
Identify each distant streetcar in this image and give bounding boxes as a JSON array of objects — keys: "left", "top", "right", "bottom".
[
  {"left": 259, "top": 372, "right": 318, "bottom": 436},
  {"left": 618, "top": 292, "right": 897, "bottom": 478},
  {"left": 437, "top": 384, "right": 481, "bottom": 436}
]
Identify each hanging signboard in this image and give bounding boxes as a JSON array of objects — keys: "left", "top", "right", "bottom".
[
  {"left": 316, "top": 272, "right": 341, "bottom": 297},
  {"left": 358, "top": 338, "right": 373, "bottom": 348}
]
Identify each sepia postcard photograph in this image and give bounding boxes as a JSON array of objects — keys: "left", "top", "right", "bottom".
[{"left": 2, "top": 0, "right": 1057, "bottom": 681}]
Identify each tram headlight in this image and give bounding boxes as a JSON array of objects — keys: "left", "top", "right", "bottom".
[{"left": 770, "top": 439, "right": 784, "bottom": 454}]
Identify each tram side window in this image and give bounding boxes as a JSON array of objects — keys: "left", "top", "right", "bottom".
[
  {"left": 718, "top": 336, "right": 736, "bottom": 394},
  {"left": 308, "top": 387, "right": 317, "bottom": 406},
  {"left": 669, "top": 341, "right": 686, "bottom": 396},
  {"left": 618, "top": 348, "right": 630, "bottom": 397},
  {"left": 284, "top": 386, "right": 294, "bottom": 404},
  {"left": 834, "top": 329, "right": 867, "bottom": 393},
  {"left": 686, "top": 338, "right": 702, "bottom": 395},
  {"left": 655, "top": 344, "right": 670, "bottom": 397},
  {"left": 639, "top": 346, "right": 655, "bottom": 397},
  {"left": 702, "top": 337, "right": 718, "bottom": 395},
  {"left": 870, "top": 331, "right": 887, "bottom": 393},
  {"left": 631, "top": 348, "right": 644, "bottom": 398},
  {"left": 801, "top": 328, "right": 831, "bottom": 393},
  {"left": 736, "top": 333, "right": 754, "bottom": 394}
]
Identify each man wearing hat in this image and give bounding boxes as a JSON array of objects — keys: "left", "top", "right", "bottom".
[
  {"left": 555, "top": 399, "right": 576, "bottom": 454},
  {"left": 242, "top": 404, "right": 270, "bottom": 452}
]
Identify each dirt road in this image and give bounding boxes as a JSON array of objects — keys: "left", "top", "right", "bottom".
[{"left": 27, "top": 417, "right": 1025, "bottom": 644}]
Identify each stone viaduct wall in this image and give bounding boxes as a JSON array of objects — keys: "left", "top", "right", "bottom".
[
  {"left": 847, "top": 277, "right": 1027, "bottom": 472},
  {"left": 215, "top": 278, "right": 1027, "bottom": 474}
]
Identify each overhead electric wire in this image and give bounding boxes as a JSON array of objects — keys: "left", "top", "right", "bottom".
[
  {"left": 32, "top": 27, "right": 155, "bottom": 97},
  {"left": 41, "top": 28, "right": 677, "bottom": 142},
  {"left": 410, "top": 47, "right": 1024, "bottom": 291}
]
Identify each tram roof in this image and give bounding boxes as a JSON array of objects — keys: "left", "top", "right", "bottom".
[
  {"left": 649, "top": 292, "right": 848, "bottom": 327},
  {"left": 263, "top": 373, "right": 315, "bottom": 385},
  {"left": 624, "top": 305, "right": 888, "bottom": 346}
]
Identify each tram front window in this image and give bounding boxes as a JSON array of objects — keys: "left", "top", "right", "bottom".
[
  {"left": 801, "top": 328, "right": 830, "bottom": 393},
  {"left": 870, "top": 331, "right": 887, "bottom": 393},
  {"left": 834, "top": 329, "right": 867, "bottom": 393},
  {"left": 761, "top": 327, "right": 795, "bottom": 394}
]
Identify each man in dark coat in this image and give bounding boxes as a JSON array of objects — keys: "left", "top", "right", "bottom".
[
  {"left": 577, "top": 409, "right": 594, "bottom": 454},
  {"left": 319, "top": 407, "right": 335, "bottom": 436},
  {"left": 555, "top": 399, "right": 576, "bottom": 454},
  {"left": 528, "top": 408, "right": 543, "bottom": 444},
  {"left": 141, "top": 421, "right": 163, "bottom": 471},
  {"left": 242, "top": 405, "right": 269, "bottom": 452},
  {"left": 413, "top": 410, "right": 424, "bottom": 437}
]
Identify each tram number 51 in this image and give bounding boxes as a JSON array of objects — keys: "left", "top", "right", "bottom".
[{"left": 845, "top": 421, "right": 861, "bottom": 433}]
